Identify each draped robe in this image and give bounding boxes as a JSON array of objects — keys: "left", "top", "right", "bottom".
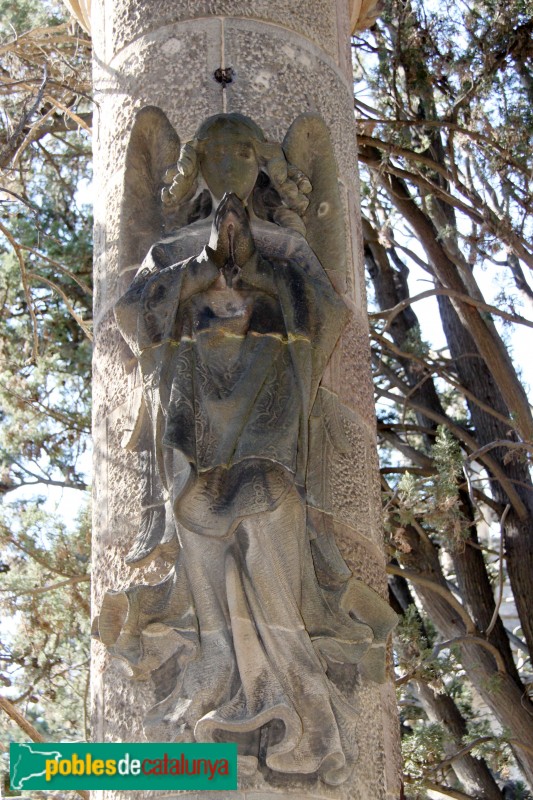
[{"left": 99, "top": 220, "right": 396, "bottom": 786}]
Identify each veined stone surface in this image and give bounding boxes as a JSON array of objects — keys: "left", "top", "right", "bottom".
[{"left": 86, "top": 1, "right": 401, "bottom": 797}]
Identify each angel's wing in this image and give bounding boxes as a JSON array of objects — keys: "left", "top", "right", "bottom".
[
  {"left": 282, "top": 113, "right": 347, "bottom": 283},
  {"left": 284, "top": 116, "right": 351, "bottom": 516},
  {"left": 117, "top": 106, "right": 182, "bottom": 567},
  {"left": 117, "top": 364, "right": 178, "bottom": 567},
  {"left": 284, "top": 118, "right": 370, "bottom": 632},
  {"left": 119, "top": 106, "right": 181, "bottom": 276}
]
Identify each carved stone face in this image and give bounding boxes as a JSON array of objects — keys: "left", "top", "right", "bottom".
[{"left": 199, "top": 126, "right": 259, "bottom": 203}]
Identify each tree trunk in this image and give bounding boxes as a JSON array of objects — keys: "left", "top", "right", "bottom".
[
  {"left": 396, "top": 523, "right": 533, "bottom": 788},
  {"left": 364, "top": 228, "right": 532, "bottom": 797},
  {"left": 438, "top": 295, "right": 533, "bottom": 659},
  {"left": 80, "top": 1, "right": 401, "bottom": 798},
  {"left": 390, "top": 575, "right": 505, "bottom": 800}
]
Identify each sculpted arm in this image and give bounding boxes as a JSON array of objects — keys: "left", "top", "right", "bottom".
[{"left": 114, "top": 249, "right": 220, "bottom": 356}]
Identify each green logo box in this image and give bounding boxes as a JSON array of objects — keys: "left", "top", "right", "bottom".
[{"left": 10, "top": 742, "right": 237, "bottom": 791}]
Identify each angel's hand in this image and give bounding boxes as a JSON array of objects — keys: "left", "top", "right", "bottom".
[
  {"left": 287, "top": 165, "right": 312, "bottom": 196},
  {"left": 161, "top": 143, "right": 198, "bottom": 207},
  {"left": 281, "top": 167, "right": 311, "bottom": 215},
  {"left": 180, "top": 251, "right": 220, "bottom": 301}
]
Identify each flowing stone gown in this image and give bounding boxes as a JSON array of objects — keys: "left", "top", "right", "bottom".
[{"left": 97, "top": 130, "right": 397, "bottom": 787}]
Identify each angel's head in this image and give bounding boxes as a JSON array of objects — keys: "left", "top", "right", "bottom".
[
  {"left": 196, "top": 113, "right": 263, "bottom": 203},
  {"left": 162, "top": 113, "right": 311, "bottom": 235}
]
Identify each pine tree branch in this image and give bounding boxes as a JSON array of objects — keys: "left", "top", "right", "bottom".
[
  {"left": 386, "top": 564, "right": 476, "bottom": 634},
  {"left": 363, "top": 156, "right": 533, "bottom": 444}
]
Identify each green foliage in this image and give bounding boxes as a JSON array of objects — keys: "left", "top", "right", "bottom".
[
  {"left": 0, "top": 501, "right": 90, "bottom": 740},
  {"left": 0, "top": 0, "right": 92, "bottom": 762},
  {"left": 0, "top": 205, "right": 92, "bottom": 493},
  {"left": 430, "top": 427, "right": 466, "bottom": 546},
  {"left": 395, "top": 605, "right": 448, "bottom": 691},
  {"left": 360, "top": 0, "right": 533, "bottom": 795},
  {"left": 0, "top": 0, "right": 92, "bottom": 494},
  {"left": 399, "top": 325, "right": 431, "bottom": 358},
  {"left": 403, "top": 722, "right": 448, "bottom": 780},
  {"left": 0, "top": 0, "right": 65, "bottom": 35},
  {"left": 392, "top": 435, "right": 467, "bottom": 544}
]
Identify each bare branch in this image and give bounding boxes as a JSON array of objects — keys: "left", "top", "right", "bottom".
[
  {"left": 0, "top": 65, "right": 47, "bottom": 169},
  {"left": 486, "top": 505, "right": 512, "bottom": 638},
  {"left": 1, "top": 574, "right": 90, "bottom": 597},
  {"left": 27, "top": 272, "right": 93, "bottom": 340},
  {"left": 386, "top": 564, "right": 477, "bottom": 634},
  {"left": 433, "top": 636, "right": 507, "bottom": 675},
  {"left": 370, "top": 286, "right": 533, "bottom": 331}
]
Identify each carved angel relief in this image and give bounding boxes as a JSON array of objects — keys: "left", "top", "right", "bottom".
[{"left": 95, "top": 108, "right": 397, "bottom": 786}]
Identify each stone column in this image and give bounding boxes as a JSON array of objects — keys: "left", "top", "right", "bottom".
[{"left": 75, "top": 0, "right": 401, "bottom": 796}]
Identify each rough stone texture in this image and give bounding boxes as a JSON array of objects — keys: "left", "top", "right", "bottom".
[
  {"left": 223, "top": 20, "right": 358, "bottom": 189},
  {"left": 93, "top": 173, "right": 122, "bottom": 324},
  {"left": 106, "top": 21, "right": 223, "bottom": 141},
  {"left": 91, "top": 0, "right": 401, "bottom": 797},
  {"left": 63, "top": 0, "right": 382, "bottom": 44},
  {"left": 336, "top": 526, "right": 389, "bottom": 597},
  {"left": 103, "top": 0, "right": 339, "bottom": 62},
  {"left": 307, "top": 507, "right": 388, "bottom": 597},
  {"left": 92, "top": 414, "right": 178, "bottom": 755},
  {"left": 347, "top": 683, "right": 388, "bottom": 798},
  {"left": 382, "top": 682, "right": 404, "bottom": 798},
  {"left": 336, "top": 0, "right": 353, "bottom": 79},
  {"left": 346, "top": 182, "right": 366, "bottom": 309},
  {"left": 92, "top": 311, "right": 131, "bottom": 424},
  {"left": 92, "top": 21, "right": 224, "bottom": 324},
  {"left": 368, "top": 434, "right": 388, "bottom": 548},
  {"left": 338, "top": 310, "right": 377, "bottom": 429},
  {"left": 91, "top": 790, "right": 362, "bottom": 800},
  {"left": 101, "top": 659, "right": 154, "bottom": 742},
  {"left": 307, "top": 403, "right": 383, "bottom": 547},
  {"left": 331, "top": 411, "right": 371, "bottom": 524}
]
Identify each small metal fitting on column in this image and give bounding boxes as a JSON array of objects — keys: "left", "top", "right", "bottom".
[{"left": 213, "top": 67, "right": 234, "bottom": 87}]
